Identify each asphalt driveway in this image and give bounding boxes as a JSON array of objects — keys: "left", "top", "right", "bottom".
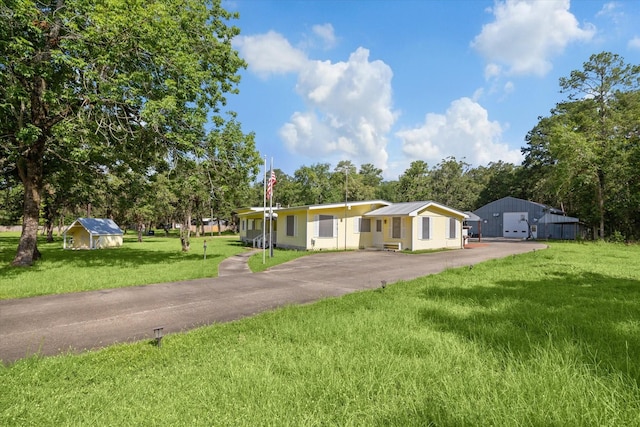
[{"left": 0, "top": 239, "right": 547, "bottom": 364}]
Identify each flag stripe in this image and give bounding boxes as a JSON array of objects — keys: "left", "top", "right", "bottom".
[{"left": 266, "top": 170, "right": 277, "bottom": 200}]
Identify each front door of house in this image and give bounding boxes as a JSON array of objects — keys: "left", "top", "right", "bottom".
[{"left": 373, "top": 219, "right": 384, "bottom": 248}]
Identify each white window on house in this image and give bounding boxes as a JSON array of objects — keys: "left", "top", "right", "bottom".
[
  {"left": 248, "top": 219, "right": 254, "bottom": 230},
  {"left": 376, "top": 219, "right": 382, "bottom": 232},
  {"left": 355, "top": 217, "right": 371, "bottom": 233},
  {"left": 392, "top": 217, "right": 402, "bottom": 239},
  {"left": 448, "top": 217, "right": 457, "bottom": 239},
  {"left": 420, "top": 217, "right": 431, "bottom": 240},
  {"left": 315, "top": 214, "right": 336, "bottom": 238},
  {"left": 241, "top": 219, "right": 245, "bottom": 231},
  {"left": 286, "top": 215, "right": 297, "bottom": 237}
]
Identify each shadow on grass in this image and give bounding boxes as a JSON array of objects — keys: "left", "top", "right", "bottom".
[
  {"left": 419, "top": 270, "right": 640, "bottom": 381},
  {"left": 0, "top": 234, "right": 236, "bottom": 279}
]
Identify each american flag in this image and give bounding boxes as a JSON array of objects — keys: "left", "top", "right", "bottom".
[{"left": 266, "top": 170, "right": 277, "bottom": 200}]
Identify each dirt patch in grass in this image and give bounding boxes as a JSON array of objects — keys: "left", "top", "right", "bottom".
[{"left": 464, "top": 243, "right": 490, "bottom": 249}]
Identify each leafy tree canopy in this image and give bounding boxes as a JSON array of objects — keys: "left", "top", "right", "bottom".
[{"left": 1, "top": 0, "right": 247, "bottom": 265}]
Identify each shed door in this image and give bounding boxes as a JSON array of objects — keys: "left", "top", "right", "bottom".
[{"left": 503, "top": 212, "right": 529, "bottom": 238}]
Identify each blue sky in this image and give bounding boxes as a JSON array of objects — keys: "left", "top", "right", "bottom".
[{"left": 223, "top": 0, "right": 640, "bottom": 179}]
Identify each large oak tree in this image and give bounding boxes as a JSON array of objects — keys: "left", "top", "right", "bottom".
[{"left": 1, "top": 0, "right": 246, "bottom": 265}]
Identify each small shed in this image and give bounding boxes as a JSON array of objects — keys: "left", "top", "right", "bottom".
[{"left": 64, "top": 218, "right": 123, "bottom": 250}]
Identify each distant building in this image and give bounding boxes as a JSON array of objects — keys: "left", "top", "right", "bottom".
[
  {"left": 64, "top": 218, "right": 123, "bottom": 249},
  {"left": 470, "top": 196, "right": 581, "bottom": 240}
]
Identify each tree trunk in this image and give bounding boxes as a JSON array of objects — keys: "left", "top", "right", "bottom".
[
  {"left": 596, "top": 170, "right": 606, "bottom": 240},
  {"left": 137, "top": 221, "right": 144, "bottom": 242},
  {"left": 46, "top": 221, "right": 54, "bottom": 243},
  {"left": 13, "top": 147, "right": 45, "bottom": 266},
  {"left": 43, "top": 195, "right": 55, "bottom": 243},
  {"left": 180, "top": 213, "right": 191, "bottom": 252}
]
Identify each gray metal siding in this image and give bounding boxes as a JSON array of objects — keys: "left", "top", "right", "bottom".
[{"left": 472, "top": 197, "right": 555, "bottom": 239}]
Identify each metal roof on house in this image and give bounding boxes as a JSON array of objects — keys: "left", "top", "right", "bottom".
[
  {"left": 364, "top": 201, "right": 468, "bottom": 218},
  {"left": 237, "top": 200, "right": 391, "bottom": 215},
  {"left": 66, "top": 218, "right": 123, "bottom": 235},
  {"left": 277, "top": 200, "right": 391, "bottom": 212}
]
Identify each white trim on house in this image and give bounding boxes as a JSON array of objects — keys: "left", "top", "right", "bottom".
[{"left": 237, "top": 199, "right": 468, "bottom": 251}]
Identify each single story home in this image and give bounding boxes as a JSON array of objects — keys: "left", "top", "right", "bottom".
[
  {"left": 364, "top": 201, "right": 468, "bottom": 251},
  {"left": 64, "top": 218, "right": 124, "bottom": 249},
  {"left": 237, "top": 200, "right": 468, "bottom": 251},
  {"left": 470, "top": 196, "right": 581, "bottom": 240}
]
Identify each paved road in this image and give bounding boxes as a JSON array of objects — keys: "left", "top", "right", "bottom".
[{"left": 0, "top": 240, "right": 547, "bottom": 364}]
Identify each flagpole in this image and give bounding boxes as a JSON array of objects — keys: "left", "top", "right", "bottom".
[
  {"left": 262, "top": 156, "right": 267, "bottom": 264},
  {"left": 269, "top": 157, "right": 274, "bottom": 258}
]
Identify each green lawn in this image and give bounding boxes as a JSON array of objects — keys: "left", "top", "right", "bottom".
[
  {"left": 1, "top": 242, "right": 639, "bottom": 425},
  {"left": 0, "top": 232, "right": 248, "bottom": 299},
  {"left": 248, "top": 247, "right": 314, "bottom": 272}
]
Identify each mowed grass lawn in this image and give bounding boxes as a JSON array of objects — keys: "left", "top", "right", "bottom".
[
  {"left": 0, "top": 232, "right": 248, "bottom": 299},
  {"left": 1, "top": 241, "right": 640, "bottom": 425}
]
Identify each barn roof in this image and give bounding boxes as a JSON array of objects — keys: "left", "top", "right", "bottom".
[{"left": 67, "top": 218, "right": 123, "bottom": 235}]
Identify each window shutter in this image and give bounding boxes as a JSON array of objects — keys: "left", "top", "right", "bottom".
[
  {"left": 448, "top": 218, "right": 457, "bottom": 239},
  {"left": 354, "top": 217, "right": 361, "bottom": 233},
  {"left": 333, "top": 217, "right": 338, "bottom": 238},
  {"left": 314, "top": 215, "right": 319, "bottom": 237},
  {"left": 421, "top": 217, "right": 431, "bottom": 240},
  {"left": 286, "top": 215, "right": 297, "bottom": 237}
]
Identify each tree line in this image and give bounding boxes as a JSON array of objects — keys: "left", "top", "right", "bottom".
[
  {"left": 1, "top": 0, "right": 638, "bottom": 268},
  {"left": 249, "top": 53, "right": 639, "bottom": 241}
]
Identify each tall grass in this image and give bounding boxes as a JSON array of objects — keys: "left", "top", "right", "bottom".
[
  {"left": 0, "top": 233, "right": 247, "bottom": 299},
  {"left": 1, "top": 242, "right": 639, "bottom": 425}
]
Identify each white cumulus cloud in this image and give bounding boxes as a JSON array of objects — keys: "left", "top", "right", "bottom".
[
  {"left": 280, "top": 47, "right": 398, "bottom": 169},
  {"left": 398, "top": 97, "right": 523, "bottom": 166},
  {"left": 312, "top": 23, "right": 338, "bottom": 49},
  {"left": 234, "top": 31, "right": 308, "bottom": 78},
  {"left": 472, "top": 0, "right": 595, "bottom": 77},
  {"left": 629, "top": 36, "right": 640, "bottom": 50}
]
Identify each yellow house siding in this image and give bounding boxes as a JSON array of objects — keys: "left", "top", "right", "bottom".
[
  {"left": 238, "top": 212, "right": 264, "bottom": 243},
  {"left": 412, "top": 208, "right": 464, "bottom": 250},
  {"left": 98, "top": 235, "right": 123, "bottom": 248},
  {"left": 378, "top": 216, "right": 408, "bottom": 249},
  {"left": 308, "top": 207, "right": 342, "bottom": 250},
  {"left": 277, "top": 210, "right": 307, "bottom": 250},
  {"left": 72, "top": 228, "right": 91, "bottom": 249},
  {"left": 311, "top": 205, "right": 378, "bottom": 250},
  {"left": 273, "top": 202, "right": 386, "bottom": 250}
]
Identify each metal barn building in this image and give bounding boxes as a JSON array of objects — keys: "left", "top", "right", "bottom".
[{"left": 469, "top": 196, "right": 580, "bottom": 240}]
